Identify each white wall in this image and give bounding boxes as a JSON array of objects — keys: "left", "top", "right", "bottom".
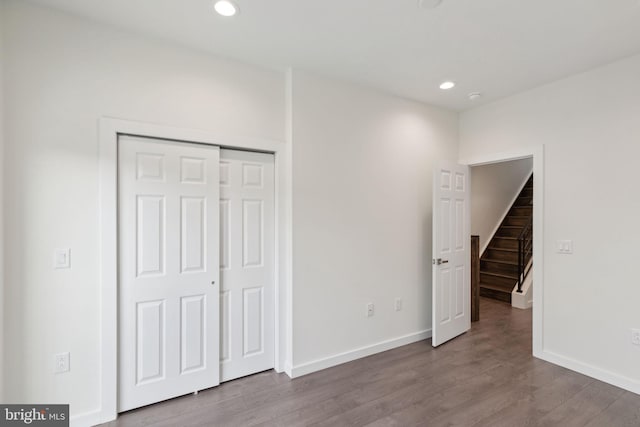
[
  {"left": 460, "top": 53, "right": 640, "bottom": 391},
  {"left": 471, "top": 158, "right": 532, "bottom": 252},
  {"left": 291, "top": 71, "right": 458, "bottom": 370},
  {"left": 2, "top": 0, "right": 285, "bottom": 416}
]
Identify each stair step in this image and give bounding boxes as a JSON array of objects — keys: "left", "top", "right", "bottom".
[
  {"left": 480, "top": 271, "right": 518, "bottom": 287},
  {"left": 484, "top": 248, "right": 518, "bottom": 263},
  {"left": 479, "top": 283, "right": 512, "bottom": 303},
  {"left": 480, "top": 282, "right": 514, "bottom": 292},
  {"left": 503, "top": 216, "right": 530, "bottom": 226},
  {"left": 482, "top": 258, "right": 517, "bottom": 266},
  {"left": 480, "top": 270, "right": 518, "bottom": 280},
  {"left": 481, "top": 258, "right": 519, "bottom": 275},
  {"left": 489, "top": 236, "right": 519, "bottom": 250},
  {"left": 509, "top": 207, "right": 532, "bottom": 217},
  {"left": 496, "top": 226, "right": 525, "bottom": 238}
]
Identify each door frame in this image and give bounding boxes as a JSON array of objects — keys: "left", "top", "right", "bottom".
[
  {"left": 97, "top": 117, "right": 293, "bottom": 423},
  {"left": 459, "top": 145, "right": 544, "bottom": 359}
]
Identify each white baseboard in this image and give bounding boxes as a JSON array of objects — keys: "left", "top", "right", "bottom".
[
  {"left": 291, "top": 329, "right": 432, "bottom": 378},
  {"left": 283, "top": 361, "right": 293, "bottom": 378},
  {"left": 540, "top": 349, "right": 640, "bottom": 395},
  {"left": 70, "top": 409, "right": 102, "bottom": 427}
]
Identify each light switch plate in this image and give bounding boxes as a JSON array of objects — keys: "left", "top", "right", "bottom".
[
  {"left": 53, "top": 248, "right": 71, "bottom": 269},
  {"left": 556, "top": 240, "right": 573, "bottom": 254},
  {"left": 366, "top": 303, "right": 374, "bottom": 317}
]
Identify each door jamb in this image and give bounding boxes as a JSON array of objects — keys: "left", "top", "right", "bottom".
[
  {"left": 98, "top": 117, "right": 293, "bottom": 423},
  {"left": 459, "top": 146, "right": 544, "bottom": 359}
]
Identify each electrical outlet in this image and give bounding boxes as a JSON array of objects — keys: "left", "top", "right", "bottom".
[
  {"left": 366, "top": 303, "right": 374, "bottom": 317},
  {"left": 632, "top": 329, "right": 640, "bottom": 346},
  {"left": 53, "top": 248, "right": 71, "bottom": 269},
  {"left": 54, "top": 352, "right": 70, "bottom": 374},
  {"left": 394, "top": 298, "right": 403, "bottom": 312}
]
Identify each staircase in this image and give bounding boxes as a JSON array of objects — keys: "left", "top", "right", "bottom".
[{"left": 480, "top": 175, "right": 533, "bottom": 303}]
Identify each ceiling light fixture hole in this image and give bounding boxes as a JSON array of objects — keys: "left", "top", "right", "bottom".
[
  {"left": 439, "top": 81, "right": 456, "bottom": 90},
  {"left": 213, "top": 0, "right": 238, "bottom": 17}
]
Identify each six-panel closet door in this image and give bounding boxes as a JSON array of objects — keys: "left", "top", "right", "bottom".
[
  {"left": 118, "top": 136, "right": 221, "bottom": 412},
  {"left": 219, "top": 149, "right": 275, "bottom": 382}
]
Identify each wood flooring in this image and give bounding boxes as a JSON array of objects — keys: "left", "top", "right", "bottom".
[{"left": 102, "top": 298, "right": 640, "bottom": 426}]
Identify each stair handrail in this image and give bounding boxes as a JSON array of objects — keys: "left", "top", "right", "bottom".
[{"left": 516, "top": 216, "right": 533, "bottom": 293}]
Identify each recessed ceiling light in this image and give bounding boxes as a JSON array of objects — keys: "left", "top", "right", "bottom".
[
  {"left": 439, "top": 81, "right": 456, "bottom": 90},
  {"left": 419, "top": 0, "right": 444, "bottom": 9},
  {"left": 468, "top": 92, "right": 483, "bottom": 101},
  {"left": 213, "top": 0, "right": 238, "bottom": 17}
]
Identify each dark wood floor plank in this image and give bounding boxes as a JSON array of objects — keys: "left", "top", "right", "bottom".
[
  {"left": 100, "top": 298, "right": 639, "bottom": 427},
  {"left": 583, "top": 391, "right": 640, "bottom": 427},
  {"left": 536, "top": 379, "right": 625, "bottom": 427}
]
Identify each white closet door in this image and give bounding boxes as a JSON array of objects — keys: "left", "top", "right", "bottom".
[
  {"left": 219, "top": 149, "right": 275, "bottom": 382},
  {"left": 118, "top": 136, "right": 220, "bottom": 412}
]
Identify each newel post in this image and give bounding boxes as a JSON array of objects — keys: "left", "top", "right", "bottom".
[{"left": 471, "top": 235, "right": 480, "bottom": 322}]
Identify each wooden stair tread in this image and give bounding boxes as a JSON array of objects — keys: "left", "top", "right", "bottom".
[
  {"left": 481, "top": 258, "right": 518, "bottom": 266},
  {"left": 492, "top": 236, "right": 517, "bottom": 240},
  {"left": 479, "top": 282, "right": 513, "bottom": 293},
  {"left": 480, "top": 270, "right": 518, "bottom": 280},
  {"left": 486, "top": 247, "right": 518, "bottom": 252}
]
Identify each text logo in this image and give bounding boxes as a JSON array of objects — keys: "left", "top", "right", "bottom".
[{"left": 1, "top": 405, "right": 68, "bottom": 426}]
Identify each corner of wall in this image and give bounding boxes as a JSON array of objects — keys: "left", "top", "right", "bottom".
[{"left": 282, "top": 67, "right": 294, "bottom": 376}]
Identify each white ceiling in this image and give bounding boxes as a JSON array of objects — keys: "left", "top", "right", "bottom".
[{"left": 24, "top": 0, "right": 640, "bottom": 110}]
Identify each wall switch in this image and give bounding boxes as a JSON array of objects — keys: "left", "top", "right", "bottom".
[
  {"left": 53, "top": 248, "right": 71, "bottom": 269},
  {"left": 632, "top": 329, "right": 640, "bottom": 346},
  {"left": 54, "top": 352, "right": 70, "bottom": 373},
  {"left": 556, "top": 240, "right": 573, "bottom": 254},
  {"left": 394, "top": 298, "right": 403, "bottom": 312},
  {"left": 366, "top": 303, "right": 374, "bottom": 317}
]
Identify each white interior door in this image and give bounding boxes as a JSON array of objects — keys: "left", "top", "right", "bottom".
[
  {"left": 432, "top": 162, "right": 470, "bottom": 347},
  {"left": 220, "top": 149, "right": 275, "bottom": 382},
  {"left": 118, "top": 136, "right": 220, "bottom": 412}
]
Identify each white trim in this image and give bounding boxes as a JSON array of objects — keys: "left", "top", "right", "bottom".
[
  {"left": 98, "top": 117, "right": 293, "bottom": 423},
  {"left": 477, "top": 166, "right": 534, "bottom": 256},
  {"left": 540, "top": 350, "right": 640, "bottom": 395},
  {"left": 70, "top": 409, "right": 102, "bottom": 427},
  {"left": 291, "top": 329, "right": 432, "bottom": 378},
  {"left": 460, "top": 145, "right": 544, "bottom": 359},
  {"left": 282, "top": 68, "right": 294, "bottom": 377},
  {"left": 459, "top": 147, "right": 535, "bottom": 167}
]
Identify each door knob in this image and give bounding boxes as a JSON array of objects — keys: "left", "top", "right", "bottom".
[{"left": 432, "top": 258, "right": 449, "bottom": 265}]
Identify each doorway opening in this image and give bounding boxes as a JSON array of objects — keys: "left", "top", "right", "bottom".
[
  {"left": 470, "top": 157, "right": 534, "bottom": 315},
  {"left": 462, "top": 146, "right": 544, "bottom": 359}
]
